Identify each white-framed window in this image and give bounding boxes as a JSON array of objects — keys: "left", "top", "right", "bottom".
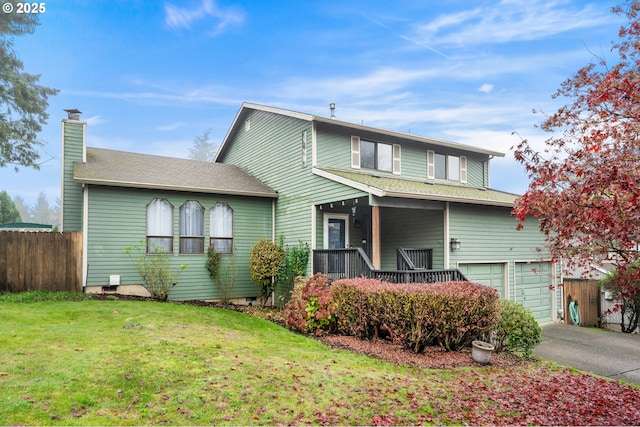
[
  {"left": 146, "top": 198, "right": 174, "bottom": 254},
  {"left": 427, "top": 150, "right": 467, "bottom": 183},
  {"left": 179, "top": 200, "right": 204, "bottom": 254},
  {"left": 351, "top": 136, "right": 400, "bottom": 174},
  {"left": 210, "top": 202, "right": 233, "bottom": 254}
]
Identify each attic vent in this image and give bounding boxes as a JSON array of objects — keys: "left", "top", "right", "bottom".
[
  {"left": 64, "top": 108, "right": 82, "bottom": 120},
  {"left": 330, "top": 103, "right": 335, "bottom": 119}
]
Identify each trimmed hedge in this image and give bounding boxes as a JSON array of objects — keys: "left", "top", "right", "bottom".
[{"left": 331, "top": 278, "right": 499, "bottom": 352}]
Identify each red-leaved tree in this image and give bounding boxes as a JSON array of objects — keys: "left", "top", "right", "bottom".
[{"left": 512, "top": 2, "right": 640, "bottom": 332}]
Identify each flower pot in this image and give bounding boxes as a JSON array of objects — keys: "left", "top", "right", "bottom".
[{"left": 472, "top": 340, "right": 494, "bottom": 364}]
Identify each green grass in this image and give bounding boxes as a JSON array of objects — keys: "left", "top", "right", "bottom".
[{"left": 1, "top": 294, "right": 639, "bottom": 425}]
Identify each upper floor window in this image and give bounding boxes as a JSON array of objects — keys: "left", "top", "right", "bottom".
[
  {"left": 146, "top": 198, "right": 173, "bottom": 254},
  {"left": 351, "top": 136, "right": 400, "bottom": 174},
  {"left": 179, "top": 200, "right": 204, "bottom": 254},
  {"left": 210, "top": 202, "right": 233, "bottom": 253},
  {"left": 427, "top": 151, "right": 467, "bottom": 183}
]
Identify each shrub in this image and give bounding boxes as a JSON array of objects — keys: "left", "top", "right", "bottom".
[
  {"left": 207, "top": 243, "right": 236, "bottom": 304},
  {"left": 331, "top": 279, "right": 499, "bottom": 352},
  {"left": 125, "top": 242, "right": 187, "bottom": 301},
  {"left": 249, "top": 238, "right": 286, "bottom": 305},
  {"left": 206, "top": 243, "right": 221, "bottom": 280},
  {"left": 284, "top": 274, "right": 335, "bottom": 335},
  {"left": 491, "top": 300, "right": 541, "bottom": 357},
  {"left": 276, "top": 238, "right": 310, "bottom": 299}
]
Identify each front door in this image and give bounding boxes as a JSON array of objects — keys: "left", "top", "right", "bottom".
[
  {"left": 324, "top": 214, "right": 349, "bottom": 248},
  {"left": 324, "top": 214, "right": 350, "bottom": 276},
  {"left": 328, "top": 218, "right": 346, "bottom": 248}
]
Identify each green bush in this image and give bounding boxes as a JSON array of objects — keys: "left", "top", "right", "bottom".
[
  {"left": 275, "top": 238, "right": 310, "bottom": 299},
  {"left": 284, "top": 274, "right": 335, "bottom": 335},
  {"left": 249, "top": 237, "right": 285, "bottom": 305},
  {"left": 491, "top": 300, "right": 541, "bottom": 357}
]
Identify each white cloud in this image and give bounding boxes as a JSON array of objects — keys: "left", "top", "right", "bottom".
[
  {"left": 478, "top": 83, "right": 494, "bottom": 94},
  {"left": 85, "top": 115, "right": 104, "bottom": 126},
  {"left": 164, "top": 0, "right": 244, "bottom": 36},
  {"left": 413, "top": 1, "right": 613, "bottom": 47}
]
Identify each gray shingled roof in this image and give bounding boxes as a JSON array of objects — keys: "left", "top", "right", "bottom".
[
  {"left": 74, "top": 147, "right": 277, "bottom": 198},
  {"left": 315, "top": 168, "right": 518, "bottom": 207}
]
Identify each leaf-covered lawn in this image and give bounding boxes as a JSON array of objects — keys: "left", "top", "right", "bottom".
[{"left": 0, "top": 297, "right": 639, "bottom": 425}]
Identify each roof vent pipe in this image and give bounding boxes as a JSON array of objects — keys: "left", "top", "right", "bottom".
[
  {"left": 64, "top": 108, "right": 82, "bottom": 121},
  {"left": 329, "top": 103, "right": 335, "bottom": 119}
]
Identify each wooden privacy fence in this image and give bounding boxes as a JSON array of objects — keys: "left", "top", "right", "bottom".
[
  {"left": 0, "top": 231, "right": 82, "bottom": 293},
  {"left": 563, "top": 278, "right": 601, "bottom": 327}
]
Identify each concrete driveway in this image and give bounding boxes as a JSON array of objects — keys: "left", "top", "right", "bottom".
[{"left": 533, "top": 323, "right": 640, "bottom": 386}]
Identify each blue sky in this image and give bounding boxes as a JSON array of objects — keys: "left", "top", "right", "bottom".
[{"left": 0, "top": 0, "right": 625, "bottom": 206}]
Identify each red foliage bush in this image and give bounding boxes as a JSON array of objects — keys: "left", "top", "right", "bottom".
[
  {"left": 331, "top": 278, "right": 499, "bottom": 352},
  {"left": 284, "top": 274, "right": 335, "bottom": 335}
]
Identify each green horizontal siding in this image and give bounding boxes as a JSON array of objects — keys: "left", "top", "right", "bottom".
[
  {"left": 449, "top": 203, "right": 557, "bottom": 323},
  {"left": 220, "top": 110, "right": 364, "bottom": 276},
  {"left": 315, "top": 121, "right": 490, "bottom": 188},
  {"left": 449, "top": 203, "right": 546, "bottom": 265},
  {"left": 380, "top": 208, "right": 443, "bottom": 270},
  {"left": 62, "top": 121, "right": 85, "bottom": 232},
  {"left": 85, "top": 186, "right": 273, "bottom": 301}
]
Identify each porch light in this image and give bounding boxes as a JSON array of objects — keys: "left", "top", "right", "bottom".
[{"left": 450, "top": 238, "right": 461, "bottom": 251}]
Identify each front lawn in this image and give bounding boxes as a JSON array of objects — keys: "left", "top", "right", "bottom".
[{"left": 1, "top": 295, "right": 639, "bottom": 425}]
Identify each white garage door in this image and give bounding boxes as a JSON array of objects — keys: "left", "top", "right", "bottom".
[
  {"left": 515, "top": 262, "right": 553, "bottom": 323},
  {"left": 458, "top": 263, "right": 506, "bottom": 298}
]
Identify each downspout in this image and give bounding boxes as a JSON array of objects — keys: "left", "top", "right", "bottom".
[
  {"left": 82, "top": 185, "right": 89, "bottom": 290},
  {"left": 444, "top": 202, "right": 450, "bottom": 268},
  {"left": 311, "top": 204, "right": 316, "bottom": 277},
  {"left": 272, "top": 198, "right": 276, "bottom": 306}
]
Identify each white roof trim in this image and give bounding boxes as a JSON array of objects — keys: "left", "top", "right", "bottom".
[
  {"left": 73, "top": 177, "right": 279, "bottom": 198},
  {"left": 312, "top": 167, "right": 384, "bottom": 197},
  {"left": 314, "top": 167, "right": 515, "bottom": 207}
]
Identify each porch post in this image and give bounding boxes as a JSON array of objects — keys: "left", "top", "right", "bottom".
[{"left": 372, "top": 205, "right": 381, "bottom": 269}]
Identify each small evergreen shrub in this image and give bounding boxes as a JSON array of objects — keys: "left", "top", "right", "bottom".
[
  {"left": 249, "top": 237, "right": 286, "bottom": 305},
  {"left": 491, "top": 300, "right": 541, "bottom": 357},
  {"left": 275, "top": 238, "right": 310, "bottom": 300},
  {"left": 284, "top": 274, "right": 335, "bottom": 335}
]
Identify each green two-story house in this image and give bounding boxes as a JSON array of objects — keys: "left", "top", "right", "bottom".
[
  {"left": 61, "top": 103, "right": 558, "bottom": 322},
  {"left": 216, "top": 103, "right": 558, "bottom": 323}
]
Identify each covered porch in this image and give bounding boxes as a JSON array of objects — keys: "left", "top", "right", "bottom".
[{"left": 312, "top": 195, "right": 467, "bottom": 283}]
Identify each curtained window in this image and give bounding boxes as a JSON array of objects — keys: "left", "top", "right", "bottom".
[
  {"left": 179, "top": 200, "right": 204, "bottom": 254},
  {"left": 210, "top": 202, "right": 233, "bottom": 253},
  {"left": 146, "top": 198, "right": 174, "bottom": 253}
]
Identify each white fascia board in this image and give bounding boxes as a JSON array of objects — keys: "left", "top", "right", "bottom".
[{"left": 312, "top": 167, "right": 385, "bottom": 197}]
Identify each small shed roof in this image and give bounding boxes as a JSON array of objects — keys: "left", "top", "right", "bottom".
[{"left": 74, "top": 148, "right": 278, "bottom": 198}]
